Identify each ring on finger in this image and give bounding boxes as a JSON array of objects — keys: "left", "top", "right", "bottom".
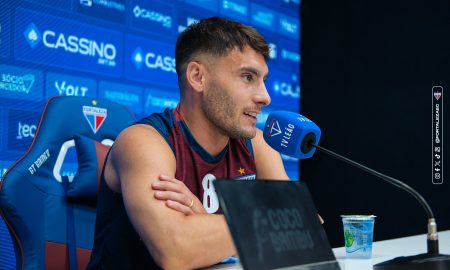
[{"left": 189, "top": 198, "right": 194, "bottom": 208}]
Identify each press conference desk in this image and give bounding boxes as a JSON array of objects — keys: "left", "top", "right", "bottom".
[{"left": 206, "top": 230, "right": 450, "bottom": 270}]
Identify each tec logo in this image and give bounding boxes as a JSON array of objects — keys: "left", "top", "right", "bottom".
[
  {"left": 83, "top": 104, "right": 107, "bottom": 134},
  {"left": 16, "top": 121, "right": 37, "bottom": 140},
  {"left": 266, "top": 119, "right": 282, "bottom": 137}
]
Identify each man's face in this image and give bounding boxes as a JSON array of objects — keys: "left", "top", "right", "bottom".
[{"left": 201, "top": 46, "right": 271, "bottom": 139}]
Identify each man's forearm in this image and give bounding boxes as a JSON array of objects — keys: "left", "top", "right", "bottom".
[{"left": 149, "top": 213, "right": 235, "bottom": 270}]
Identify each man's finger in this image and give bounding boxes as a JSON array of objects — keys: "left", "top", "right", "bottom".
[{"left": 166, "top": 200, "right": 194, "bottom": 215}]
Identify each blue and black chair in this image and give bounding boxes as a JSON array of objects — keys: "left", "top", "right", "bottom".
[{"left": 0, "top": 96, "right": 135, "bottom": 270}]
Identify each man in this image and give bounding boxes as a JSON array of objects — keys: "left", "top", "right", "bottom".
[{"left": 87, "top": 17, "right": 289, "bottom": 270}]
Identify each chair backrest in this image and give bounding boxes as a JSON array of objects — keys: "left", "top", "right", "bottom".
[{"left": 0, "top": 96, "right": 135, "bottom": 270}]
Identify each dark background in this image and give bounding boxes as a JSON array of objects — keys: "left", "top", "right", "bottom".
[{"left": 300, "top": 0, "right": 450, "bottom": 247}]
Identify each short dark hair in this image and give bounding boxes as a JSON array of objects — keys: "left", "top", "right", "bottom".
[{"left": 175, "top": 17, "right": 270, "bottom": 76}]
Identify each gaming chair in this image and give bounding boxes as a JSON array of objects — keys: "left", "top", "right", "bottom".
[{"left": 0, "top": 96, "right": 135, "bottom": 270}]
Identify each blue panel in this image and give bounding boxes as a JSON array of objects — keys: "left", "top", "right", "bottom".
[
  {"left": 220, "top": 0, "right": 249, "bottom": 22},
  {"left": 99, "top": 81, "right": 143, "bottom": 114},
  {"left": 278, "top": 13, "right": 299, "bottom": 40},
  {"left": 25, "top": 0, "right": 72, "bottom": 11},
  {"left": 0, "top": 5, "right": 11, "bottom": 58},
  {"left": 0, "top": 65, "right": 44, "bottom": 102},
  {"left": 15, "top": 8, "right": 123, "bottom": 77},
  {"left": 265, "top": 69, "right": 300, "bottom": 110},
  {"left": 0, "top": 160, "right": 13, "bottom": 182},
  {"left": 7, "top": 109, "right": 40, "bottom": 152},
  {"left": 46, "top": 72, "right": 97, "bottom": 99},
  {"left": 279, "top": 41, "right": 300, "bottom": 65},
  {"left": 130, "top": 0, "right": 177, "bottom": 36},
  {"left": 125, "top": 35, "right": 177, "bottom": 88},
  {"left": 185, "top": 0, "right": 218, "bottom": 12},
  {"left": 76, "top": 0, "right": 126, "bottom": 24},
  {"left": 144, "top": 88, "right": 180, "bottom": 115},
  {"left": 250, "top": 3, "right": 277, "bottom": 32},
  {"left": 176, "top": 9, "right": 204, "bottom": 33},
  {"left": 0, "top": 212, "right": 15, "bottom": 270}
]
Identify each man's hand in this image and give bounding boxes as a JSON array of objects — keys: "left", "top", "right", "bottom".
[{"left": 152, "top": 174, "right": 207, "bottom": 215}]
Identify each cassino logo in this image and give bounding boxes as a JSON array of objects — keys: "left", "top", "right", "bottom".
[
  {"left": 133, "top": 5, "right": 172, "bottom": 28},
  {"left": 1, "top": 72, "right": 35, "bottom": 94},
  {"left": 80, "top": 0, "right": 125, "bottom": 11},
  {"left": 132, "top": 47, "right": 176, "bottom": 73},
  {"left": 23, "top": 23, "right": 117, "bottom": 66},
  {"left": 273, "top": 75, "right": 300, "bottom": 98}
]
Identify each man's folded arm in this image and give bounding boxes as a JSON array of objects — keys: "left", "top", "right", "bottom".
[{"left": 110, "top": 124, "right": 236, "bottom": 269}]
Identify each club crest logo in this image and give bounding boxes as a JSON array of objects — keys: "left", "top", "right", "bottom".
[{"left": 83, "top": 105, "right": 107, "bottom": 134}]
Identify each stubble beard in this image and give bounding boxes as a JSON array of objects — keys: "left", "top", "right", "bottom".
[{"left": 202, "top": 80, "right": 256, "bottom": 139}]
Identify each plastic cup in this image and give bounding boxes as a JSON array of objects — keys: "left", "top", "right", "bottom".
[{"left": 341, "top": 215, "right": 376, "bottom": 259}]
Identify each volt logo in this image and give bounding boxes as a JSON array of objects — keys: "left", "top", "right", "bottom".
[
  {"left": 23, "top": 22, "right": 117, "bottom": 66},
  {"left": 132, "top": 47, "right": 176, "bottom": 73},
  {"left": 55, "top": 81, "right": 88, "bottom": 96},
  {"left": 267, "top": 119, "right": 282, "bottom": 137},
  {"left": 133, "top": 5, "right": 172, "bottom": 28},
  {"left": 83, "top": 105, "right": 107, "bottom": 134}
]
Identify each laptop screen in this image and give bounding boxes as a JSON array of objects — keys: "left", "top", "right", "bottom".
[{"left": 214, "top": 180, "right": 340, "bottom": 270}]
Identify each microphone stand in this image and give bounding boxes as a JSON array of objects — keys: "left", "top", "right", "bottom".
[{"left": 309, "top": 142, "right": 450, "bottom": 269}]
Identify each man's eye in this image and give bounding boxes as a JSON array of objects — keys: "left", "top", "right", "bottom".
[{"left": 243, "top": 74, "right": 253, "bottom": 82}]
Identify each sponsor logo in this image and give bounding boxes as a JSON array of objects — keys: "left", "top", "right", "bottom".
[
  {"left": 250, "top": 3, "right": 276, "bottom": 31},
  {"left": 46, "top": 72, "right": 97, "bottom": 98},
  {"left": 16, "top": 9, "right": 123, "bottom": 76},
  {"left": 99, "top": 81, "right": 143, "bottom": 114},
  {"left": 133, "top": 5, "right": 172, "bottom": 28},
  {"left": 272, "top": 73, "right": 300, "bottom": 99},
  {"left": 55, "top": 80, "right": 88, "bottom": 96},
  {"left": 235, "top": 174, "right": 256, "bottom": 180},
  {"left": 278, "top": 14, "right": 299, "bottom": 39},
  {"left": 1, "top": 73, "right": 35, "bottom": 94},
  {"left": 281, "top": 48, "right": 300, "bottom": 63},
  {"left": 178, "top": 15, "right": 199, "bottom": 33},
  {"left": 7, "top": 109, "right": 40, "bottom": 151},
  {"left": 80, "top": 0, "right": 125, "bottom": 11},
  {"left": 23, "top": 22, "right": 117, "bottom": 66},
  {"left": 269, "top": 43, "right": 277, "bottom": 60},
  {"left": 267, "top": 119, "right": 282, "bottom": 137},
  {"left": 145, "top": 94, "right": 178, "bottom": 109},
  {"left": 126, "top": 35, "right": 177, "bottom": 87},
  {"left": 83, "top": 105, "right": 107, "bottom": 134},
  {"left": 132, "top": 47, "right": 176, "bottom": 73},
  {"left": 220, "top": 0, "right": 248, "bottom": 21},
  {"left": 16, "top": 121, "right": 37, "bottom": 140},
  {"left": 28, "top": 149, "right": 50, "bottom": 175},
  {"left": 23, "top": 23, "right": 42, "bottom": 49}
]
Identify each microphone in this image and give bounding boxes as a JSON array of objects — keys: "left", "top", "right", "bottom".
[{"left": 263, "top": 110, "right": 449, "bottom": 269}]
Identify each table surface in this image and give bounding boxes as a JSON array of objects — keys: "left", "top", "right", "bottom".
[{"left": 206, "top": 230, "right": 450, "bottom": 270}]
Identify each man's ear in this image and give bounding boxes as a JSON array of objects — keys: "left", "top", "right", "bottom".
[{"left": 185, "top": 61, "right": 205, "bottom": 93}]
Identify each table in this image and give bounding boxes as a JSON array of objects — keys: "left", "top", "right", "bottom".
[{"left": 206, "top": 230, "right": 450, "bottom": 270}]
